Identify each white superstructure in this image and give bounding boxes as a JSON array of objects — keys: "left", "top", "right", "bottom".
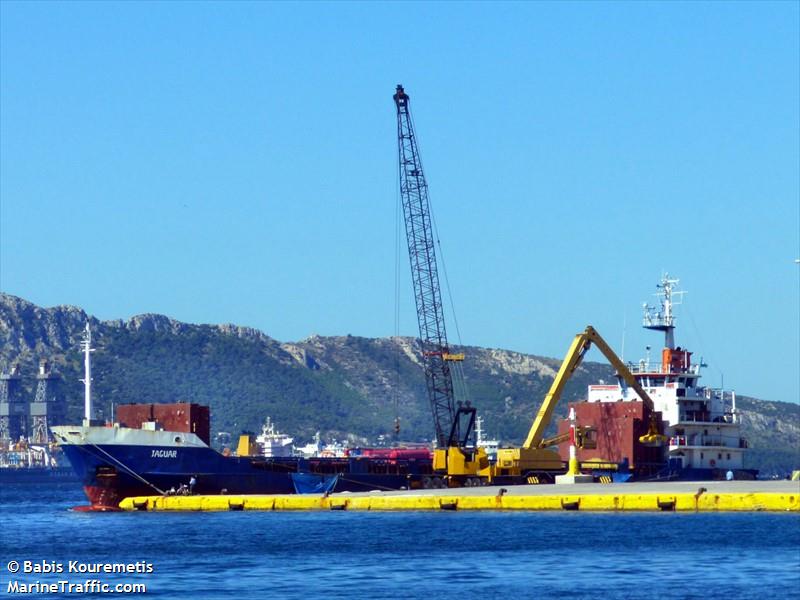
[
  {"left": 255, "top": 417, "right": 295, "bottom": 458},
  {"left": 587, "top": 275, "right": 747, "bottom": 473},
  {"left": 474, "top": 416, "right": 499, "bottom": 461}
]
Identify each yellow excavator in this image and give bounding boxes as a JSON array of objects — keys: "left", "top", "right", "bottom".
[{"left": 492, "top": 326, "right": 668, "bottom": 481}]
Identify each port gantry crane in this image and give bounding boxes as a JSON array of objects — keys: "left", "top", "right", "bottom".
[{"left": 393, "top": 85, "right": 488, "bottom": 485}]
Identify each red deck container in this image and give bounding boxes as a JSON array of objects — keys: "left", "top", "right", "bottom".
[
  {"left": 117, "top": 403, "right": 210, "bottom": 445},
  {"left": 557, "top": 400, "right": 664, "bottom": 472},
  {"left": 115, "top": 404, "right": 154, "bottom": 429}
]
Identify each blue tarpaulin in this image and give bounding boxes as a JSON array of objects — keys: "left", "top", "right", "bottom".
[{"left": 291, "top": 472, "right": 339, "bottom": 494}]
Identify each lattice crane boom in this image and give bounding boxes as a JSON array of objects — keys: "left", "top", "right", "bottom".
[{"left": 394, "top": 84, "right": 471, "bottom": 450}]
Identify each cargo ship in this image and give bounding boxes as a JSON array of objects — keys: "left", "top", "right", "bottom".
[
  {"left": 53, "top": 413, "right": 434, "bottom": 510},
  {"left": 557, "top": 274, "right": 757, "bottom": 481},
  {"left": 0, "top": 442, "right": 78, "bottom": 484},
  {"left": 52, "top": 325, "right": 433, "bottom": 510}
]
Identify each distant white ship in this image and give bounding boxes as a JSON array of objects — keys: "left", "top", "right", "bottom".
[
  {"left": 255, "top": 417, "right": 295, "bottom": 458},
  {"left": 475, "top": 416, "right": 499, "bottom": 461},
  {"left": 255, "top": 419, "right": 349, "bottom": 458},
  {"left": 294, "top": 431, "right": 348, "bottom": 458}
]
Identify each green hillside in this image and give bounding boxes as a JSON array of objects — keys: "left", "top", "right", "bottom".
[{"left": 1, "top": 292, "right": 797, "bottom": 475}]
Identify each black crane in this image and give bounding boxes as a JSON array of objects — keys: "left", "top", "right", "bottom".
[{"left": 393, "top": 84, "right": 476, "bottom": 453}]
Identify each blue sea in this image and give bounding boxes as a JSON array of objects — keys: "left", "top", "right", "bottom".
[{"left": 1, "top": 483, "right": 798, "bottom": 599}]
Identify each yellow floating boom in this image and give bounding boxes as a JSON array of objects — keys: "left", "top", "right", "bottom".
[{"left": 119, "top": 489, "right": 798, "bottom": 513}]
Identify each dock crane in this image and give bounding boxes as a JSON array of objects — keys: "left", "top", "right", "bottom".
[{"left": 393, "top": 85, "right": 488, "bottom": 485}]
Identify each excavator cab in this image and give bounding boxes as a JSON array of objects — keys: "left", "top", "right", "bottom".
[
  {"left": 576, "top": 426, "right": 598, "bottom": 450},
  {"left": 432, "top": 402, "right": 490, "bottom": 482}
]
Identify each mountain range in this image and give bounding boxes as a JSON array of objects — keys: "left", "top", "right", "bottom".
[{"left": 1, "top": 292, "right": 797, "bottom": 475}]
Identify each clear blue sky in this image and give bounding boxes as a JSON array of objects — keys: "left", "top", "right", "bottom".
[{"left": 1, "top": 2, "right": 798, "bottom": 404}]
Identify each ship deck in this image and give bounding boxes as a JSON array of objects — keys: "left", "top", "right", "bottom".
[{"left": 118, "top": 480, "right": 799, "bottom": 512}]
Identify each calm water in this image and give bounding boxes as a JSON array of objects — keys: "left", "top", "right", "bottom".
[{"left": 1, "top": 483, "right": 798, "bottom": 599}]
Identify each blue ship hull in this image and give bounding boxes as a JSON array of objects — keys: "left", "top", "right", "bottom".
[{"left": 60, "top": 442, "right": 433, "bottom": 508}]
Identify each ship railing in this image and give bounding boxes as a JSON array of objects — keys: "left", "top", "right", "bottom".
[
  {"left": 704, "top": 387, "right": 735, "bottom": 401},
  {"left": 670, "top": 435, "right": 737, "bottom": 448},
  {"left": 677, "top": 412, "right": 712, "bottom": 423},
  {"left": 677, "top": 411, "right": 737, "bottom": 424},
  {"left": 700, "top": 436, "right": 725, "bottom": 447},
  {"left": 624, "top": 362, "right": 701, "bottom": 375}
]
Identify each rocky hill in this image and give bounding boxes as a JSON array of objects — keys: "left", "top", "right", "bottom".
[{"left": 1, "top": 293, "right": 797, "bottom": 475}]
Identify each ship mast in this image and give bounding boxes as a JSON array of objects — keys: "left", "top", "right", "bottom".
[
  {"left": 79, "top": 323, "right": 95, "bottom": 424},
  {"left": 642, "top": 274, "right": 684, "bottom": 349}
]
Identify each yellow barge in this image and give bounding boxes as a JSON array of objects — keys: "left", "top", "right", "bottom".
[{"left": 119, "top": 481, "right": 799, "bottom": 513}]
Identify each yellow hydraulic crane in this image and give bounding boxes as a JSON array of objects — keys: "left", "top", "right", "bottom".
[{"left": 493, "top": 326, "right": 667, "bottom": 479}]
